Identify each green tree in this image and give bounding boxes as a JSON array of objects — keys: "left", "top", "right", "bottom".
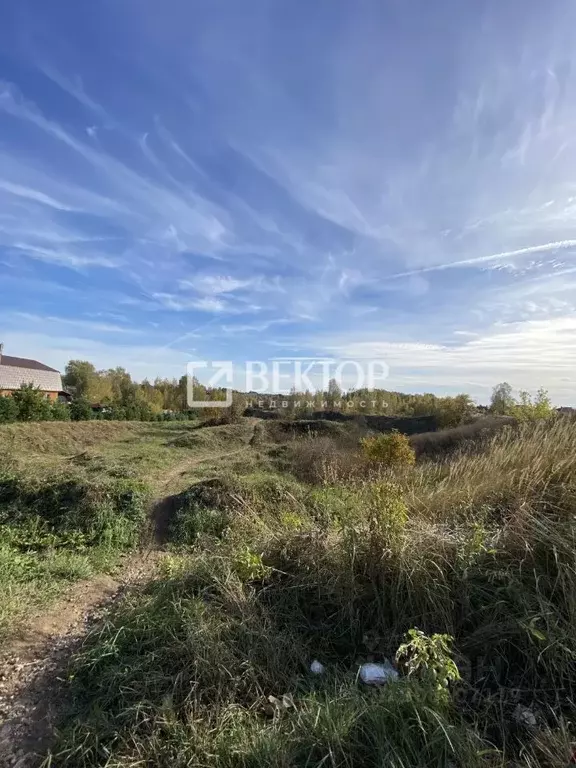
[
  {"left": 434, "top": 394, "right": 476, "bottom": 428},
  {"left": 51, "top": 400, "right": 71, "bottom": 421},
  {"left": 511, "top": 388, "right": 554, "bottom": 421},
  {"left": 70, "top": 397, "right": 93, "bottom": 421},
  {"left": 0, "top": 396, "right": 19, "bottom": 423},
  {"left": 490, "top": 382, "right": 515, "bottom": 415},
  {"left": 63, "top": 360, "right": 98, "bottom": 399},
  {"left": 12, "top": 385, "right": 53, "bottom": 421}
]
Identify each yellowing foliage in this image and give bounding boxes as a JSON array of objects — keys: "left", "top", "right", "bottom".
[{"left": 360, "top": 430, "right": 416, "bottom": 467}]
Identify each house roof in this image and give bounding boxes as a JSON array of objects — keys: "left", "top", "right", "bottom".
[
  {"left": 0, "top": 354, "right": 60, "bottom": 373},
  {"left": 0, "top": 354, "right": 63, "bottom": 393}
]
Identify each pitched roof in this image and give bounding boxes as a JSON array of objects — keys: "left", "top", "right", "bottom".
[
  {"left": 0, "top": 355, "right": 63, "bottom": 393},
  {"left": 0, "top": 355, "right": 59, "bottom": 373}
]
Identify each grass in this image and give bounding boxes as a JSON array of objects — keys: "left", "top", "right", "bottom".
[
  {"left": 42, "top": 416, "right": 576, "bottom": 767},
  {"left": 0, "top": 462, "right": 150, "bottom": 637},
  {"left": 0, "top": 419, "right": 261, "bottom": 638},
  {"left": 0, "top": 419, "right": 258, "bottom": 489}
]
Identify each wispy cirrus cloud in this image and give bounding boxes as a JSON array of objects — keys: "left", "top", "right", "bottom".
[
  {"left": 389, "top": 240, "right": 576, "bottom": 279},
  {"left": 1, "top": 0, "right": 576, "bottom": 401},
  {"left": 11, "top": 312, "right": 140, "bottom": 334}
]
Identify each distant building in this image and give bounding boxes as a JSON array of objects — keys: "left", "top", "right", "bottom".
[{"left": 0, "top": 344, "right": 68, "bottom": 401}]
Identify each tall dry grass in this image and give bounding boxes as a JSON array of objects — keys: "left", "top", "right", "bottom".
[{"left": 45, "top": 417, "right": 576, "bottom": 767}]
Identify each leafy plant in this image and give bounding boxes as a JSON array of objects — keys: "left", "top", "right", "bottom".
[
  {"left": 395, "top": 628, "right": 460, "bottom": 702},
  {"left": 0, "top": 396, "right": 18, "bottom": 424},
  {"left": 51, "top": 400, "right": 71, "bottom": 421},
  {"left": 511, "top": 388, "right": 554, "bottom": 421},
  {"left": 11, "top": 384, "right": 53, "bottom": 421},
  {"left": 361, "top": 430, "right": 416, "bottom": 467},
  {"left": 233, "top": 547, "right": 271, "bottom": 582},
  {"left": 70, "top": 397, "right": 94, "bottom": 421}
]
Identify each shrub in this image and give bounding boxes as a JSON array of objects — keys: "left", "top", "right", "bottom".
[
  {"left": 233, "top": 546, "right": 271, "bottom": 582},
  {"left": 511, "top": 388, "right": 555, "bottom": 421},
  {"left": 103, "top": 405, "right": 126, "bottom": 420},
  {"left": 70, "top": 397, "right": 93, "bottom": 421},
  {"left": 50, "top": 400, "right": 71, "bottom": 421},
  {"left": 361, "top": 430, "right": 416, "bottom": 467},
  {"left": 490, "top": 383, "right": 555, "bottom": 421},
  {"left": 11, "top": 384, "right": 53, "bottom": 421},
  {"left": 0, "top": 396, "right": 18, "bottom": 424},
  {"left": 395, "top": 628, "right": 460, "bottom": 702}
]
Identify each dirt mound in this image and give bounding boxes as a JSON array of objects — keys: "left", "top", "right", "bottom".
[
  {"left": 167, "top": 421, "right": 256, "bottom": 451},
  {"left": 0, "top": 421, "right": 143, "bottom": 457},
  {"left": 311, "top": 411, "right": 437, "bottom": 434},
  {"left": 260, "top": 419, "right": 350, "bottom": 442},
  {"left": 410, "top": 415, "right": 517, "bottom": 458}
]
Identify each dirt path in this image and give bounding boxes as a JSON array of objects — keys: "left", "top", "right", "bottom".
[
  {"left": 150, "top": 444, "right": 253, "bottom": 542},
  {"left": 0, "top": 550, "right": 164, "bottom": 768},
  {"left": 0, "top": 433, "right": 256, "bottom": 767}
]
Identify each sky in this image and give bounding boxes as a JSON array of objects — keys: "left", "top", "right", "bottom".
[{"left": 1, "top": 0, "right": 576, "bottom": 403}]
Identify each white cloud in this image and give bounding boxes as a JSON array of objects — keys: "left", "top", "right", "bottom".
[
  {"left": 180, "top": 275, "right": 254, "bottom": 295},
  {"left": 311, "top": 315, "right": 576, "bottom": 403},
  {"left": 0, "top": 331, "right": 190, "bottom": 380},
  {"left": 0, "top": 81, "right": 236, "bottom": 261},
  {"left": 11, "top": 312, "right": 139, "bottom": 334},
  {"left": 9, "top": 243, "right": 119, "bottom": 269},
  {"left": 0, "top": 180, "right": 74, "bottom": 211},
  {"left": 39, "top": 66, "right": 111, "bottom": 123},
  {"left": 152, "top": 292, "right": 229, "bottom": 313},
  {"left": 390, "top": 240, "right": 576, "bottom": 279}
]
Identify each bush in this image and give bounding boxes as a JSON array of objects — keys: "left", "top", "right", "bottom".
[
  {"left": 0, "top": 396, "right": 18, "bottom": 424},
  {"left": 361, "top": 430, "right": 416, "bottom": 467},
  {"left": 490, "top": 383, "right": 555, "bottom": 421},
  {"left": 50, "top": 400, "right": 71, "bottom": 421},
  {"left": 70, "top": 397, "right": 93, "bottom": 421},
  {"left": 11, "top": 384, "right": 53, "bottom": 421},
  {"left": 395, "top": 628, "right": 460, "bottom": 702},
  {"left": 511, "top": 388, "right": 555, "bottom": 421},
  {"left": 102, "top": 405, "right": 126, "bottom": 420}
]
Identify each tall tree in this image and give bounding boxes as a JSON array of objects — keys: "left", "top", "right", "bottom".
[
  {"left": 63, "top": 360, "right": 98, "bottom": 399},
  {"left": 490, "top": 382, "right": 515, "bottom": 415}
]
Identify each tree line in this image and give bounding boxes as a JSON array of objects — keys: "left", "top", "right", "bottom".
[{"left": 0, "top": 356, "right": 556, "bottom": 425}]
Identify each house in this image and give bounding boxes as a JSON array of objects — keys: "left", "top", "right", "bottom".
[{"left": 0, "top": 344, "right": 68, "bottom": 401}]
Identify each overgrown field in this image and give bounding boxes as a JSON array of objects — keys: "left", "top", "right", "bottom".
[
  {"left": 37, "top": 416, "right": 576, "bottom": 767},
  {"left": 0, "top": 420, "right": 259, "bottom": 636}
]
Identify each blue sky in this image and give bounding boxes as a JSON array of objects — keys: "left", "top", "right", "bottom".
[{"left": 1, "top": 0, "right": 576, "bottom": 402}]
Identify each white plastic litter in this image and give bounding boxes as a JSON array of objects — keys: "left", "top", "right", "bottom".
[
  {"left": 513, "top": 704, "right": 537, "bottom": 728},
  {"left": 310, "top": 660, "right": 326, "bottom": 674},
  {"left": 359, "top": 660, "right": 399, "bottom": 685}
]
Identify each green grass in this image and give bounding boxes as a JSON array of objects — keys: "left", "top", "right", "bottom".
[
  {"left": 43, "top": 417, "right": 576, "bottom": 767},
  {"left": 0, "top": 463, "right": 150, "bottom": 638},
  {"left": 0, "top": 419, "right": 259, "bottom": 492},
  {"left": 0, "top": 543, "right": 120, "bottom": 633},
  {"left": 0, "top": 418, "right": 267, "bottom": 638}
]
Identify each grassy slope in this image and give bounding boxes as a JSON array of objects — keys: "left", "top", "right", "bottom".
[
  {"left": 0, "top": 419, "right": 260, "bottom": 637},
  {"left": 44, "top": 417, "right": 576, "bottom": 767}
]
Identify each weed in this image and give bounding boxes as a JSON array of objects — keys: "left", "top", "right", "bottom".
[
  {"left": 395, "top": 628, "right": 460, "bottom": 702},
  {"left": 233, "top": 547, "right": 271, "bottom": 582}
]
